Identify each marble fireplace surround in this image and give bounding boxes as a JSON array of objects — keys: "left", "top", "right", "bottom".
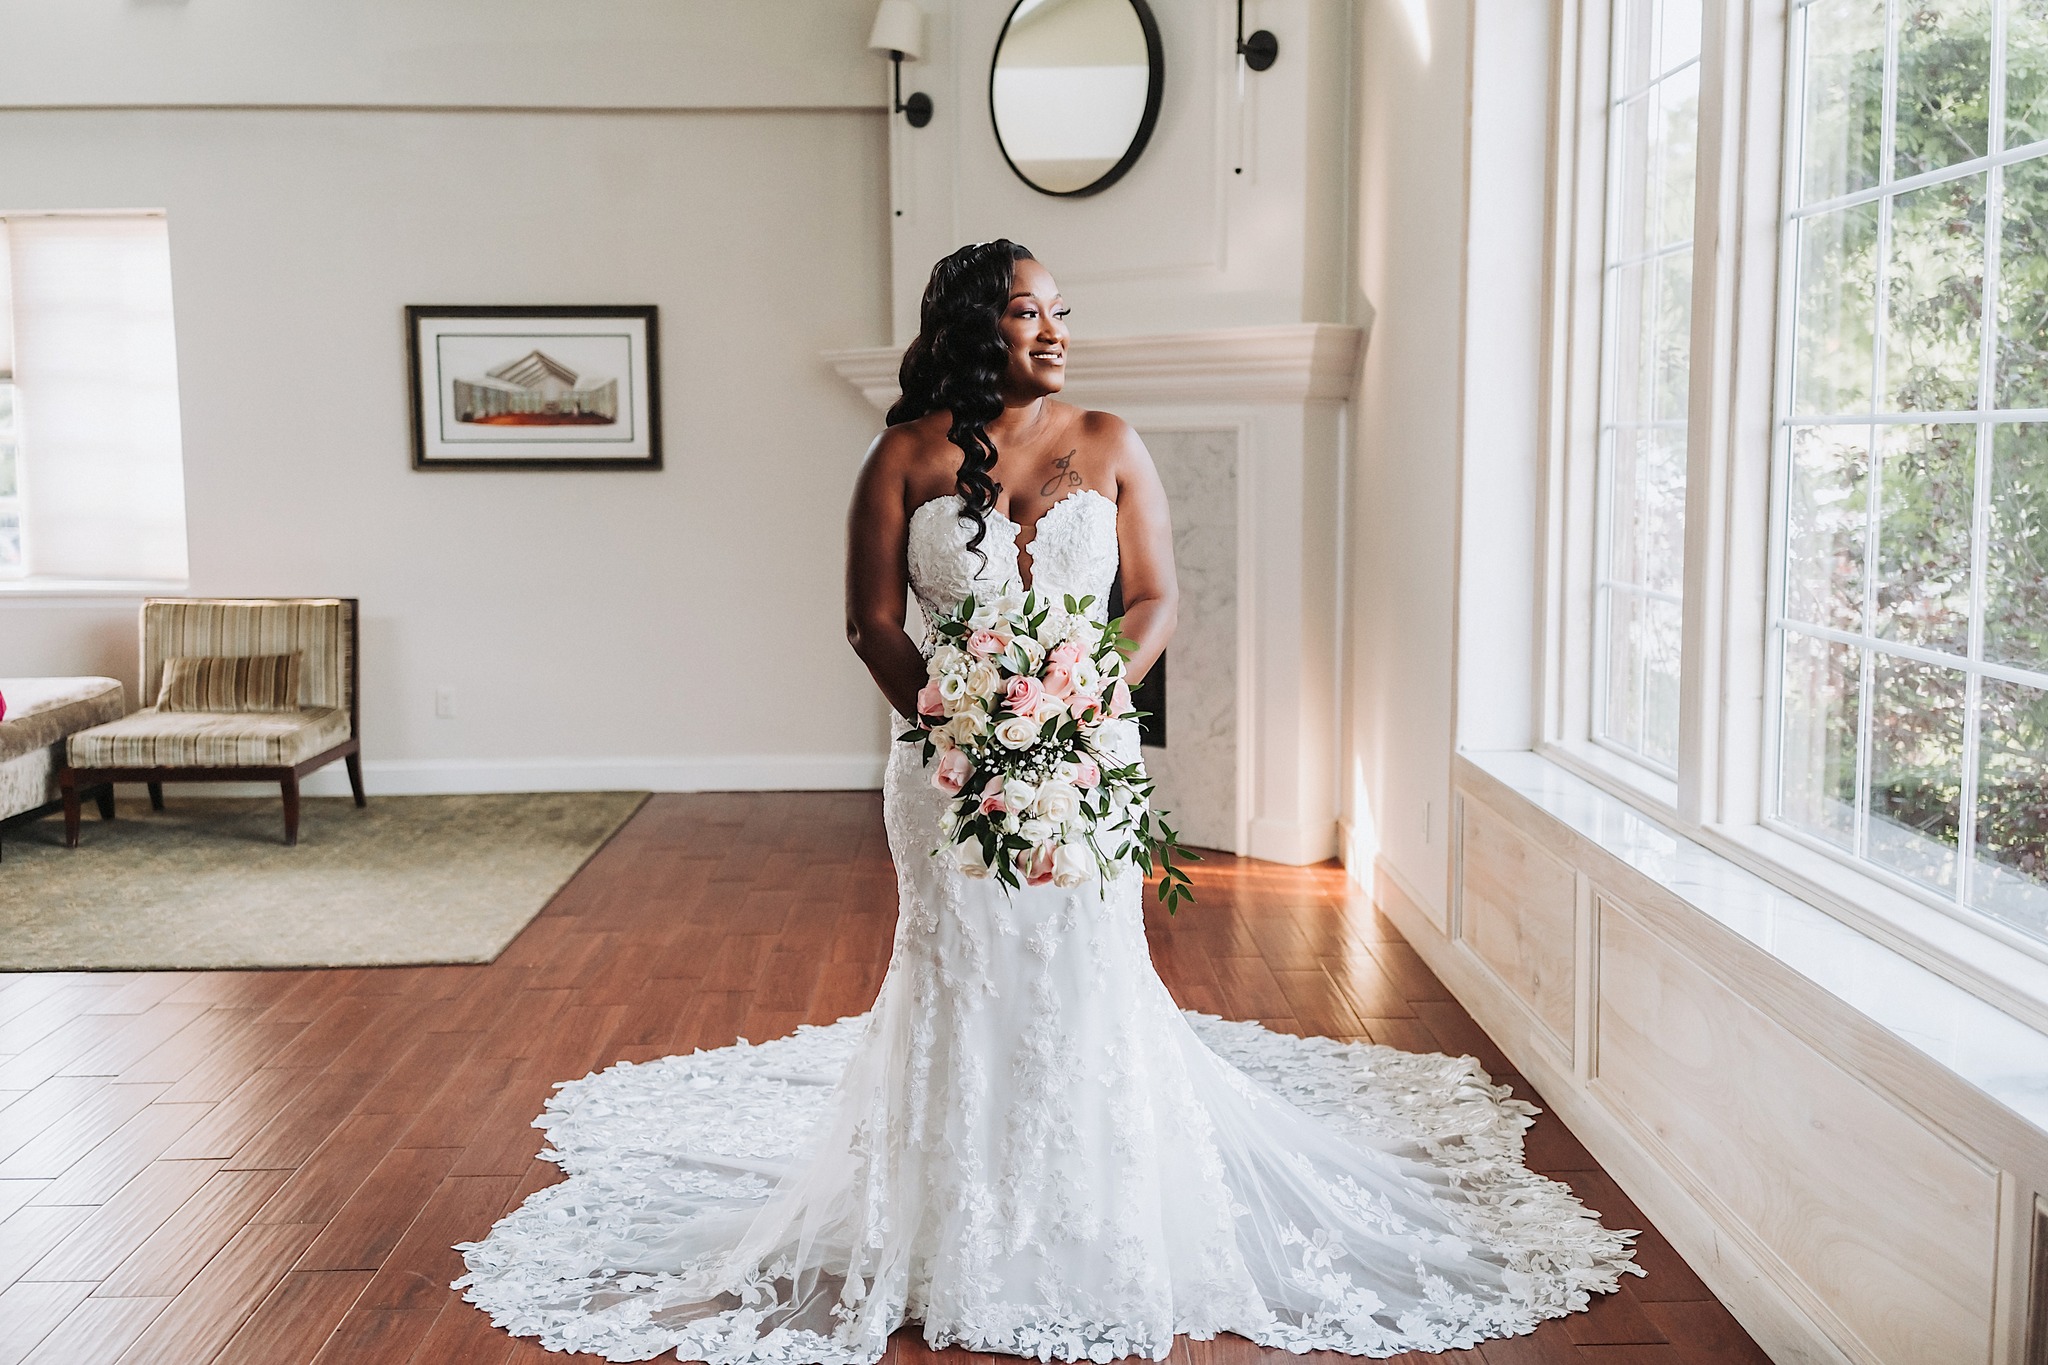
[{"left": 825, "top": 322, "right": 1365, "bottom": 864}]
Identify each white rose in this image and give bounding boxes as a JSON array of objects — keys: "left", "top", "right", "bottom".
[
  {"left": 1036, "top": 691, "right": 1069, "bottom": 722},
  {"left": 1036, "top": 609, "right": 1071, "bottom": 648},
  {"left": 937, "top": 672, "right": 969, "bottom": 706},
  {"left": 928, "top": 644, "right": 966, "bottom": 677},
  {"left": 994, "top": 588, "right": 1026, "bottom": 617},
  {"left": 1020, "top": 817, "right": 1055, "bottom": 845},
  {"left": 1001, "top": 776, "right": 1038, "bottom": 811},
  {"left": 1069, "top": 658, "right": 1101, "bottom": 694},
  {"left": 966, "top": 661, "right": 1001, "bottom": 699},
  {"left": 1008, "top": 637, "right": 1046, "bottom": 673},
  {"left": 1053, "top": 842, "right": 1095, "bottom": 888},
  {"left": 943, "top": 715, "right": 984, "bottom": 749},
  {"left": 952, "top": 836, "right": 991, "bottom": 878},
  {"left": 1033, "top": 781, "right": 1080, "bottom": 824},
  {"left": 995, "top": 714, "right": 1042, "bottom": 750},
  {"left": 968, "top": 598, "right": 1000, "bottom": 629}
]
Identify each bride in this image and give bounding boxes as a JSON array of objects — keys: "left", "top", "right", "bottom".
[{"left": 455, "top": 241, "right": 1641, "bottom": 1363}]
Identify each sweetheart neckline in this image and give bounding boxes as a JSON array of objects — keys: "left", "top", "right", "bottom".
[{"left": 909, "top": 487, "right": 1114, "bottom": 596}]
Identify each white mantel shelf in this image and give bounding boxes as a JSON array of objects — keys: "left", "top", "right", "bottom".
[{"left": 823, "top": 323, "right": 1367, "bottom": 414}]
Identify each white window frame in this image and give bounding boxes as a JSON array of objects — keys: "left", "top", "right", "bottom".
[{"left": 1540, "top": 0, "right": 2048, "bottom": 1024}]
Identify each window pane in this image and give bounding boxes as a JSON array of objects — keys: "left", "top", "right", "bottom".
[
  {"left": 1997, "top": 155, "right": 2048, "bottom": 410},
  {"left": 2011, "top": 0, "right": 2048, "bottom": 147},
  {"left": 1778, "top": 630, "right": 1862, "bottom": 848},
  {"left": 1792, "top": 203, "right": 1879, "bottom": 415},
  {"left": 1800, "top": 0, "right": 1887, "bottom": 203},
  {"left": 1654, "top": 66, "right": 1702, "bottom": 249},
  {"left": 1893, "top": 0, "right": 1992, "bottom": 181},
  {"left": 1784, "top": 424, "right": 1868, "bottom": 631},
  {"left": 1874, "top": 423, "right": 1975, "bottom": 653},
  {"left": 1867, "top": 652, "right": 1966, "bottom": 890},
  {"left": 1594, "top": 0, "right": 1701, "bottom": 775},
  {"left": 1885, "top": 174, "right": 1985, "bottom": 413},
  {"left": 1987, "top": 423, "right": 2048, "bottom": 671},
  {"left": 1973, "top": 678, "right": 2048, "bottom": 939},
  {"left": 0, "top": 509, "right": 18, "bottom": 569},
  {"left": 1606, "top": 428, "right": 1688, "bottom": 593}
]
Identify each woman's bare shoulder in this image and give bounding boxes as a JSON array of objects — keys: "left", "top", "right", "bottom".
[
  {"left": 1058, "top": 405, "right": 1151, "bottom": 484},
  {"left": 861, "top": 413, "right": 961, "bottom": 496}
]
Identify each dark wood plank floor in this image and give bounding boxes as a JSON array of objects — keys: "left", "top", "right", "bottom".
[{"left": 0, "top": 792, "right": 1771, "bottom": 1364}]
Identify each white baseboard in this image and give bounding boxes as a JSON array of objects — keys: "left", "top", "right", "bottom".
[{"left": 140, "top": 753, "right": 889, "bottom": 799}]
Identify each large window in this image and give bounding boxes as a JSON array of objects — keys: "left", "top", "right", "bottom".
[
  {"left": 1771, "top": 0, "right": 2048, "bottom": 942},
  {"left": 0, "top": 213, "right": 188, "bottom": 585},
  {"left": 1593, "top": 0, "right": 1705, "bottom": 772}
]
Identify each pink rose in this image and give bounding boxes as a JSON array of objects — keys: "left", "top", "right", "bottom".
[
  {"left": 1109, "top": 678, "right": 1135, "bottom": 717},
  {"left": 977, "top": 789, "right": 1006, "bottom": 815},
  {"left": 1072, "top": 757, "right": 1101, "bottom": 789},
  {"left": 1070, "top": 692, "right": 1104, "bottom": 724},
  {"left": 916, "top": 682, "right": 945, "bottom": 718},
  {"left": 1004, "top": 675, "right": 1044, "bottom": 717},
  {"left": 967, "top": 629, "right": 1005, "bottom": 656},
  {"left": 1017, "top": 842, "right": 1056, "bottom": 886},
  {"left": 1041, "top": 663, "right": 1076, "bottom": 699},
  {"left": 1049, "top": 641, "right": 1084, "bottom": 666},
  {"left": 932, "top": 748, "right": 973, "bottom": 795}
]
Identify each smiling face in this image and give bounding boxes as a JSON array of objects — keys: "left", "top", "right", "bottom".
[{"left": 997, "top": 257, "right": 1070, "bottom": 399}]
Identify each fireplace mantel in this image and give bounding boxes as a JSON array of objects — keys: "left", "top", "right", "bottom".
[
  {"left": 824, "top": 322, "right": 1367, "bottom": 866},
  {"left": 823, "top": 323, "right": 1364, "bottom": 413}
]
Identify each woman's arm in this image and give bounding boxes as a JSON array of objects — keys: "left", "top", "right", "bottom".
[
  {"left": 845, "top": 435, "right": 930, "bottom": 719},
  {"left": 1104, "top": 420, "right": 1178, "bottom": 684}
]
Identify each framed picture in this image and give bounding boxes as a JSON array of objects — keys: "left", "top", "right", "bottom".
[{"left": 406, "top": 305, "right": 661, "bottom": 470}]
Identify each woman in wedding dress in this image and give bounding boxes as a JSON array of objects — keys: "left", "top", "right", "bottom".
[{"left": 455, "top": 241, "right": 1640, "bottom": 1363}]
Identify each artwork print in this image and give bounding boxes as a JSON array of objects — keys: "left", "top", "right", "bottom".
[{"left": 407, "top": 306, "right": 661, "bottom": 469}]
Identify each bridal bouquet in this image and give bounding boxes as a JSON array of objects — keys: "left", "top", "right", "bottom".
[{"left": 901, "top": 589, "right": 1197, "bottom": 910}]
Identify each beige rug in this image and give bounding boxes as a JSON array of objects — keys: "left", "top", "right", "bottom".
[{"left": 0, "top": 792, "right": 646, "bottom": 970}]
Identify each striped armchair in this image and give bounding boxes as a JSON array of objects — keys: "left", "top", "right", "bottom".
[{"left": 59, "top": 598, "right": 364, "bottom": 846}]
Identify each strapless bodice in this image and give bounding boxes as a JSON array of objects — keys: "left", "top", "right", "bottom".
[{"left": 906, "top": 488, "right": 1119, "bottom": 624}]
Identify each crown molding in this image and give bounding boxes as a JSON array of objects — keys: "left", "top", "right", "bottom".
[{"left": 823, "top": 322, "right": 1368, "bottom": 414}]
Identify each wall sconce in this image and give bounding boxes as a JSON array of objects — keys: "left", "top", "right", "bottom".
[
  {"left": 868, "top": 0, "right": 933, "bottom": 128},
  {"left": 1236, "top": 0, "right": 1278, "bottom": 71}
]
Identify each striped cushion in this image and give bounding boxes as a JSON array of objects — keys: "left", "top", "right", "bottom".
[
  {"left": 67, "top": 707, "right": 351, "bottom": 769},
  {"left": 157, "top": 654, "right": 302, "bottom": 713},
  {"left": 142, "top": 599, "right": 352, "bottom": 713}
]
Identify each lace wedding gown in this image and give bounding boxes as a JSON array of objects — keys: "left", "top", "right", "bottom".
[{"left": 456, "top": 489, "right": 1641, "bottom": 1363}]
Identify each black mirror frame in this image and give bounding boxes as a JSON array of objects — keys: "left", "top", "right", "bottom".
[{"left": 988, "top": 0, "right": 1165, "bottom": 199}]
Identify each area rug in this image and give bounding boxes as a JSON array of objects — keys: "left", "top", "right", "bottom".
[{"left": 0, "top": 792, "right": 647, "bottom": 971}]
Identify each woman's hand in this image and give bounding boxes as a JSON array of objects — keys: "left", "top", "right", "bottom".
[{"left": 845, "top": 433, "right": 931, "bottom": 720}]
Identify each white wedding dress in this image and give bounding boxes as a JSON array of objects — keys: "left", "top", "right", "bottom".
[{"left": 456, "top": 489, "right": 1641, "bottom": 1363}]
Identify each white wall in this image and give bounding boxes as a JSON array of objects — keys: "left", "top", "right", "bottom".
[
  {"left": 0, "top": 7, "right": 897, "bottom": 789},
  {"left": 1340, "top": 0, "right": 1472, "bottom": 919}
]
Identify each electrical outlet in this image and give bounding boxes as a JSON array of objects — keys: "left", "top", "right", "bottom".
[{"left": 435, "top": 686, "right": 457, "bottom": 719}]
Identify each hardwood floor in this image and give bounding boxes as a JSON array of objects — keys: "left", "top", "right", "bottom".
[{"left": 0, "top": 792, "right": 1771, "bottom": 1364}]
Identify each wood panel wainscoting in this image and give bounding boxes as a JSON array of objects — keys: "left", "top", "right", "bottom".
[
  {"left": 1373, "top": 755, "right": 2048, "bottom": 1365},
  {"left": 0, "top": 791, "right": 1774, "bottom": 1364}
]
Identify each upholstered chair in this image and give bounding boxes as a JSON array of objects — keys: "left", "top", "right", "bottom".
[{"left": 59, "top": 597, "right": 364, "bottom": 846}]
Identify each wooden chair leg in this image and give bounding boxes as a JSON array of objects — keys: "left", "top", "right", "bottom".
[
  {"left": 345, "top": 750, "right": 366, "bottom": 808},
  {"left": 281, "top": 774, "right": 301, "bottom": 846},
  {"left": 60, "top": 775, "right": 83, "bottom": 848},
  {"left": 147, "top": 782, "right": 165, "bottom": 811},
  {"left": 93, "top": 784, "right": 116, "bottom": 820}
]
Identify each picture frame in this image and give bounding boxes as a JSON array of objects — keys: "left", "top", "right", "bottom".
[{"left": 406, "top": 305, "right": 661, "bottom": 470}]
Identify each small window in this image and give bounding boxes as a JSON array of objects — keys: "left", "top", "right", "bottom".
[{"left": 0, "top": 212, "right": 188, "bottom": 584}]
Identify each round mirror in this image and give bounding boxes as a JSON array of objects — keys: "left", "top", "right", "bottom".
[{"left": 989, "top": 0, "right": 1163, "bottom": 198}]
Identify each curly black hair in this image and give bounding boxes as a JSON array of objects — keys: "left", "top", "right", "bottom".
[{"left": 887, "top": 239, "right": 1036, "bottom": 561}]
